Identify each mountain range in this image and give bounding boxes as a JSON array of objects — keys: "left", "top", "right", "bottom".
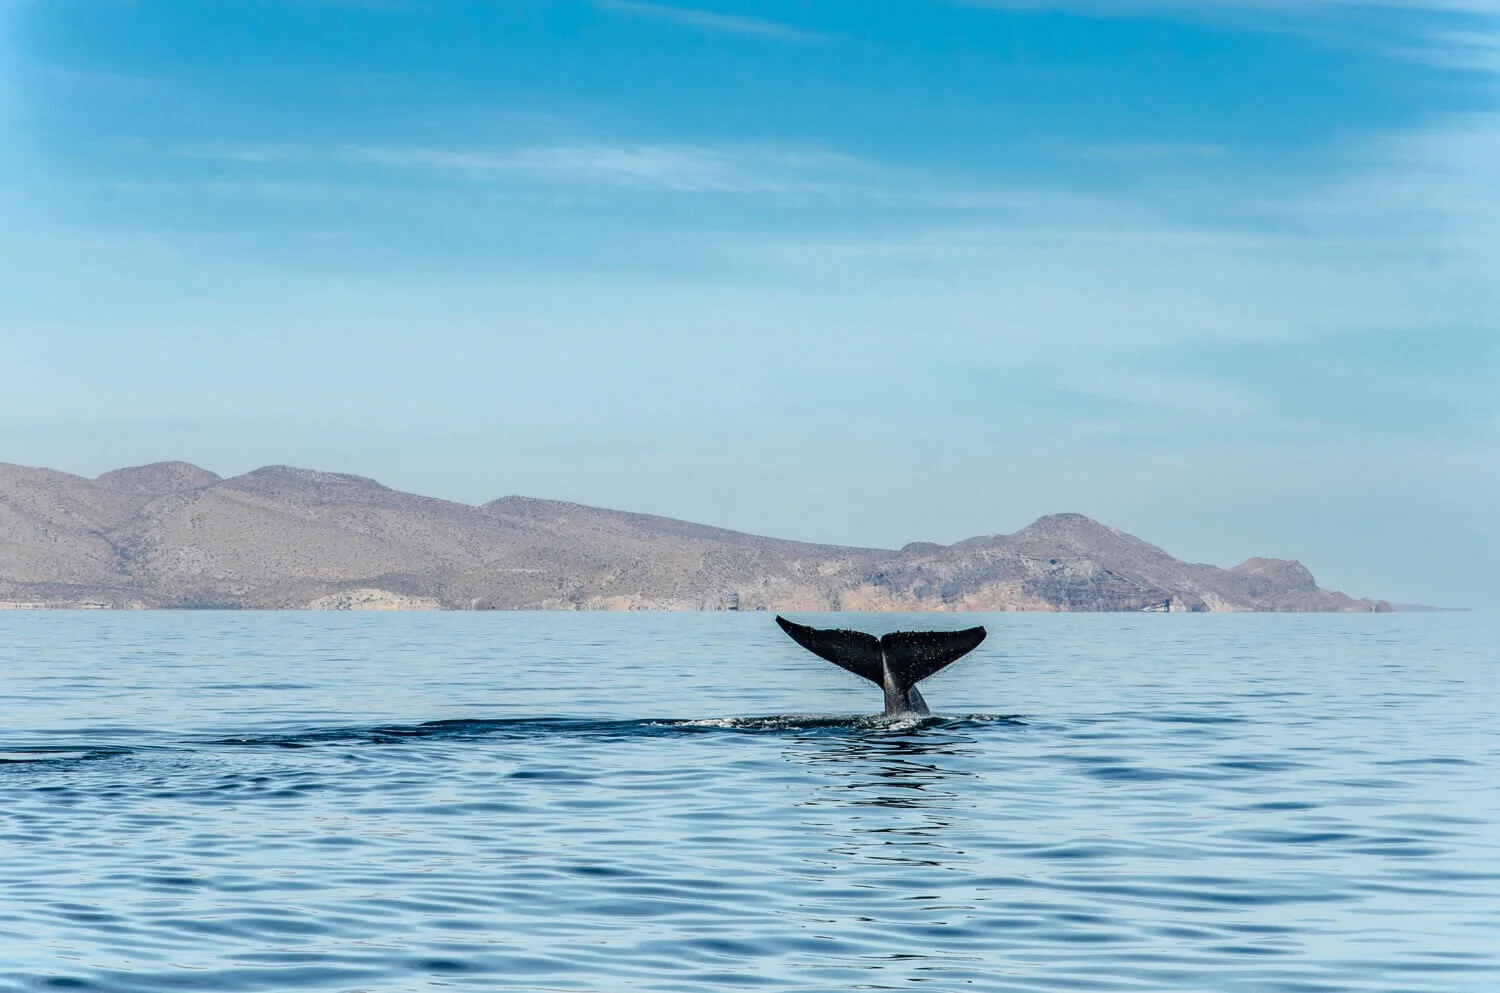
[{"left": 0, "top": 461, "right": 1391, "bottom": 612}]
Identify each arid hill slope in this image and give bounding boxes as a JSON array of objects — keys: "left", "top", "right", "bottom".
[{"left": 0, "top": 461, "right": 1389, "bottom": 611}]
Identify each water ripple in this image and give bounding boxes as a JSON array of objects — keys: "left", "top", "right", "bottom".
[{"left": 0, "top": 611, "right": 1496, "bottom": 992}]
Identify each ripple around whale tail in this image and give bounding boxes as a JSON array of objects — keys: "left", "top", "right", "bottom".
[
  {"left": 205, "top": 714, "right": 1028, "bottom": 748},
  {"left": 672, "top": 714, "right": 1026, "bottom": 733},
  {"left": 0, "top": 716, "right": 1027, "bottom": 768}
]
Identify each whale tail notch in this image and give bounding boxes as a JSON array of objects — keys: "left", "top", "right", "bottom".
[{"left": 774, "top": 616, "right": 987, "bottom": 717}]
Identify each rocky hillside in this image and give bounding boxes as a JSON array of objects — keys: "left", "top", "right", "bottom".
[{"left": 0, "top": 461, "right": 1390, "bottom": 612}]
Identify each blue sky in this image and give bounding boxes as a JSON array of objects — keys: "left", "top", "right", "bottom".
[{"left": 1, "top": 0, "right": 1496, "bottom": 606}]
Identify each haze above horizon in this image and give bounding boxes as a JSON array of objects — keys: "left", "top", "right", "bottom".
[{"left": 1, "top": 1, "right": 1496, "bottom": 608}]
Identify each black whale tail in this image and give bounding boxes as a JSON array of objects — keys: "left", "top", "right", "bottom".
[{"left": 774, "top": 616, "right": 987, "bottom": 717}]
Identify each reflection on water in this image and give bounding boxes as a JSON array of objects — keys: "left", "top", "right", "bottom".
[{"left": 0, "top": 611, "right": 1497, "bottom": 993}]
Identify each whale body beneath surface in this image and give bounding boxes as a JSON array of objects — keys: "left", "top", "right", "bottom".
[{"left": 774, "top": 615, "right": 987, "bottom": 717}]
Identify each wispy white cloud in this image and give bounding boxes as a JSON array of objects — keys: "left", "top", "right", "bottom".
[
  {"left": 1414, "top": 27, "right": 1500, "bottom": 71},
  {"left": 746, "top": 108, "right": 1500, "bottom": 394},
  {"left": 166, "top": 138, "right": 1136, "bottom": 220},
  {"left": 963, "top": 0, "right": 1500, "bottom": 15},
  {"left": 596, "top": 0, "right": 826, "bottom": 42},
  {"left": 1311, "top": 112, "right": 1500, "bottom": 273},
  {"left": 170, "top": 139, "right": 1082, "bottom": 212},
  {"left": 81, "top": 87, "right": 1500, "bottom": 362},
  {"left": 348, "top": 142, "right": 783, "bottom": 191},
  {"left": 961, "top": 0, "right": 1500, "bottom": 72},
  {"left": 175, "top": 139, "right": 872, "bottom": 195}
]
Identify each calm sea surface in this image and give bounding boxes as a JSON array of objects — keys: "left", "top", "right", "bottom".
[{"left": 1, "top": 612, "right": 1496, "bottom": 992}]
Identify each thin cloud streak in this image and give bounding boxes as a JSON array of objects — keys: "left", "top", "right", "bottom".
[
  {"left": 961, "top": 0, "right": 1500, "bottom": 71},
  {"left": 174, "top": 140, "right": 863, "bottom": 193},
  {"left": 168, "top": 138, "right": 1078, "bottom": 209},
  {"left": 753, "top": 110, "right": 1500, "bottom": 355},
  {"left": 346, "top": 142, "right": 815, "bottom": 192},
  {"left": 596, "top": 0, "right": 826, "bottom": 42},
  {"left": 1416, "top": 28, "right": 1500, "bottom": 71},
  {"left": 964, "top": 0, "right": 1500, "bottom": 14}
]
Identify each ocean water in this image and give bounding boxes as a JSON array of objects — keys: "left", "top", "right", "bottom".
[{"left": 0, "top": 611, "right": 1496, "bottom": 993}]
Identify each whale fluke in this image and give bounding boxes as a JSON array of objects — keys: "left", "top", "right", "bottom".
[{"left": 775, "top": 616, "right": 987, "bottom": 717}]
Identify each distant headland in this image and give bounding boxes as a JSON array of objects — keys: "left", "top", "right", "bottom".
[{"left": 1, "top": 461, "right": 1395, "bottom": 612}]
